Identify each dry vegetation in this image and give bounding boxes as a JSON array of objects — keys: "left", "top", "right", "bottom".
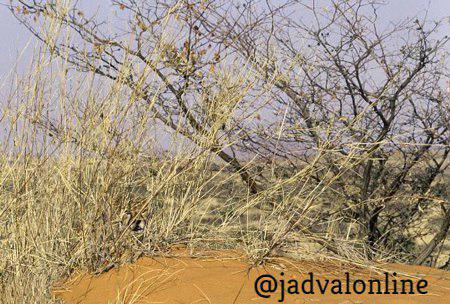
[{"left": 1, "top": 0, "right": 449, "bottom": 303}]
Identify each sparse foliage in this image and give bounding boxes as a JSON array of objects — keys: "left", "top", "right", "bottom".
[{"left": 2, "top": 0, "right": 449, "bottom": 302}]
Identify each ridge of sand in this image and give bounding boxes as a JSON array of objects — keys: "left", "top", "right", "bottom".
[{"left": 54, "top": 250, "right": 450, "bottom": 304}]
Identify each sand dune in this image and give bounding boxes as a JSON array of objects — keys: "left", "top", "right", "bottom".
[{"left": 54, "top": 250, "right": 449, "bottom": 304}]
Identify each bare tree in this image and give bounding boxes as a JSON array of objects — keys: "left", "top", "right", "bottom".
[
  {"left": 11, "top": 0, "right": 450, "bottom": 261},
  {"left": 10, "top": 0, "right": 263, "bottom": 193},
  {"left": 194, "top": 0, "right": 450, "bottom": 259}
]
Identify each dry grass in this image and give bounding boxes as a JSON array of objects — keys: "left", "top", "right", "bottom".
[
  {"left": 0, "top": 51, "right": 362, "bottom": 304},
  {"left": 0, "top": 17, "right": 448, "bottom": 303}
]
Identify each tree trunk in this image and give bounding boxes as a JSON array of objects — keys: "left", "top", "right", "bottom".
[
  {"left": 414, "top": 207, "right": 450, "bottom": 265},
  {"left": 367, "top": 205, "right": 384, "bottom": 259},
  {"left": 215, "top": 149, "right": 260, "bottom": 195}
]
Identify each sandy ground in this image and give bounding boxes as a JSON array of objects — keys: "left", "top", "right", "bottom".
[{"left": 54, "top": 250, "right": 450, "bottom": 304}]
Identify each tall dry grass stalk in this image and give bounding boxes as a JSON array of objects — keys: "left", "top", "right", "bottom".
[
  {"left": 1, "top": 1, "right": 448, "bottom": 302},
  {"left": 0, "top": 62, "right": 378, "bottom": 304},
  {"left": 0, "top": 30, "right": 365, "bottom": 304}
]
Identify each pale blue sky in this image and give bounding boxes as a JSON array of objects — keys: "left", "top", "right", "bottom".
[
  {"left": 0, "top": 1, "right": 448, "bottom": 151},
  {"left": 0, "top": 0, "right": 449, "bottom": 78}
]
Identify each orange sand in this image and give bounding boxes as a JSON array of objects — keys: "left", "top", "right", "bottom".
[{"left": 54, "top": 250, "right": 449, "bottom": 304}]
